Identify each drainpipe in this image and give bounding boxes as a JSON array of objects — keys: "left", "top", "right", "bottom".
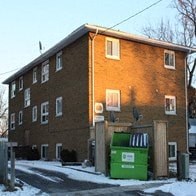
[
  {"left": 90, "top": 29, "right": 98, "bottom": 127},
  {"left": 185, "top": 52, "right": 191, "bottom": 154}
]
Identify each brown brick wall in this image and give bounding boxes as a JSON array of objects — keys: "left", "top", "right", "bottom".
[
  {"left": 9, "top": 35, "right": 90, "bottom": 161},
  {"left": 93, "top": 34, "right": 187, "bottom": 152},
  {"left": 8, "top": 31, "right": 188, "bottom": 162}
]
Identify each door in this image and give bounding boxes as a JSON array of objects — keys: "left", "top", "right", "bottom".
[{"left": 153, "top": 120, "right": 168, "bottom": 179}]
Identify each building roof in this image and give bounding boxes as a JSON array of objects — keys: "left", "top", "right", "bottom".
[{"left": 3, "top": 24, "right": 196, "bottom": 84}]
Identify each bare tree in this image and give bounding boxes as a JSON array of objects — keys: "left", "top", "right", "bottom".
[
  {"left": 0, "top": 86, "right": 8, "bottom": 137},
  {"left": 142, "top": 0, "right": 196, "bottom": 87}
]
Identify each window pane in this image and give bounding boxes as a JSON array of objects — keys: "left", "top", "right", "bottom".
[
  {"left": 112, "top": 93, "right": 118, "bottom": 107},
  {"left": 170, "top": 53, "right": 174, "bottom": 66},
  {"left": 113, "top": 41, "right": 119, "bottom": 57},
  {"left": 107, "top": 41, "right": 112, "bottom": 55},
  {"left": 165, "top": 53, "right": 170, "bottom": 65}
]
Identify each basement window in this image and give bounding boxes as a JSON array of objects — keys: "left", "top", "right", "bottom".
[
  {"left": 106, "top": 89, "right": 120, "bottom": 111},
  {"left": 56, "top": 143, "right": 62, "bottom": 160},
  {"left": 168, "top": 142, "right": 177, "bottom": 161},
  {"left": 41, "top": 144, "right": 48, "bottom": 160}
]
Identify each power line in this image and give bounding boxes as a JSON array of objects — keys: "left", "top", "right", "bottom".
[
  {"left": 0, "top": 67, "right": 21, "bottom": 76},
  {"left": 0, "top": 0, "right": 163, "bottom": 77},
  {"left": 100, "top": 0, "right": 164, "bottom": 33}
]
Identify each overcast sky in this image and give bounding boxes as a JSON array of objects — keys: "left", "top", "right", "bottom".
[{"left": 0, "top": 0, "right": 176, "bottom": 84}]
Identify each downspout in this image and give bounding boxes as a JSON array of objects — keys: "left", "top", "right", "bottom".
[
  {"left": 90, "top": 29, "right": 98, "bottom": 127},
  {"left": 185, "top": 51, "right": 191, "bottom": 154}
]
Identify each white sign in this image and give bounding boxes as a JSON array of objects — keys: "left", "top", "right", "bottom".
[
  {"left": 122, "top": 152, "right": 135, "bottom": 162},
  {"left": 121, "top": 164, "right": 134, "bottom": 169},
  {"left": 94, "top": 115, "right": 104, "bottom": 122}
]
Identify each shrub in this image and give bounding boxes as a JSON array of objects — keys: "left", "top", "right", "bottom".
[
  {"left": 60, "top": 149, "right": 77, "bottom": 162},
  {"left": 27, "top": 148, "right": 40, "bottom": 160}
]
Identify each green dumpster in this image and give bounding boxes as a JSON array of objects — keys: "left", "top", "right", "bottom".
[{"left": 110, "top": 132, "right": 148, "bottom": 180}]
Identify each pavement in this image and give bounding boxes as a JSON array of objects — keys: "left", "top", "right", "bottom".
[
  {"left": 60, "top": 183, "right": 173, "bottom": 196},
  {"left": 14, "top": 167, "right": 173, "bottom": 196}
]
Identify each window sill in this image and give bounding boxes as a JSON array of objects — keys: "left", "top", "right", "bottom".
[
  {"left": 165, "top": 112, "right": 177, "bottom": 115},
  {"left": 164, "top": 65, "right": 176, "bottom": 70},
  {"left": 55, "top": 68, "right": 62, "bottom": 72},
  {"left": 105, "top": 55, "right": 120, "bottom": 60},
  {"left": 41, "top": 122, "right": 48, "bottom": 125}
]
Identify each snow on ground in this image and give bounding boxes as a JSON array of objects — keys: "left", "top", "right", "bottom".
[
  {"left": 0, "top": 160, "right": 196, "bottom": 195},
  {"left": 0, "top": 183, "right": 48, "bottom": 196}
]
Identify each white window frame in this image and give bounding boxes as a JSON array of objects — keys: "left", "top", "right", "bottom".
[
  {"left": 106, "top": 89, "right": 120, "bottom": 111},
  {"left": 56, "top": 51, "right": 63, "bottom": 71},
  {"left": 56, "top": 97, "right": 62, "bottom": 117},
  {"left": 18, "top": 110, "right": 23, "bottom": 125},
  {"left": 41, "top": 61, "right": 49, "bottom": 83},
  {"left": 32, "top": 106, "right": 37, "bottom": 122},
  {"left": 165, "top": 95, "right": 176, "bottom": 115},
  {"left": 105, "top": 37, "right": 120, "bottom": 60},
  {"left": 168, "top": 142, "right": 177, "bottom": 161},
  {"left": 164, "top": 50, "right": 175, "bottom": 69},
  {"left": 33, "top": 67, "right": 37, "bottom": 84},
  {"left": 56, "top": 143, "right": 62, "bottom": 160},
  {"left": 24, "top": 88, "right": 31, "bottom": 107},
  {"left": 41, "top": 101, "right": 49, "bottom": 124},
  {"left": 41, "top": 144, "right": 48, "bottom": 159},
  {"left": 19, "top": 76, "right": 23, "bottom": 91},
  {"left": 10, "top": 113, "right": 15, "bottom": 130},
  {"left": 11, "top": 81, "right": 16, "bottom": 98}
]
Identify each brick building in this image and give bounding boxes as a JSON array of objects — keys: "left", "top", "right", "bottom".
[{"left": 3, "top": 24, "right": 196, "bottom": 161}]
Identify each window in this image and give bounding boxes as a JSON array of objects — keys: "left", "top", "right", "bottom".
[
  {"left": 11, "top": 81, "right": 16, "bottom": 98},
  {"left": 18, "top": 111, "right": 23, "bottom": 125},
  {"left": 19, "top": 77, "right": 23, "bottom": 91},
  {"left": 10, "top": 113, "right": 15, "bottom": 130},
  {"left": 33, "top": 67, "right": 37, "bottom": 84},
  {"left": 106, "top": 38, "right": 120, "bottom": 59},
  {"left": 165, "top": 95, "right": 176, "bottom": 115},
  {"left": 41, "top": 101, "right": 49, "bottom": 124},
  {"left": 41, "top": 144, "right": 48, "bottom": 159},
  {"left": 56, "top": 97, "right": 62, "bottom": 116},
  {"left": 56, "top": 51, "right": 63, "bottom": 71},
  {"left": 41, "top": 61, "right": 49, "bottom": 83},
  {"left": 164, "top": 50, "right": 175, "bottom": 69},
  {"left": 24, "top": 88, "right": 31, "bottom": 107},
  {"left": 168, "top": 142, "right": 177, "bottom": 161},
  {"left": 106, "top": 89, "right": 120, "bottom": 111},
  {"left": 56, "top": 143, "right": 62, "bottom": 160},
  {"left": 32, "top": 106, "right": 37, "bottom": 122}
]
